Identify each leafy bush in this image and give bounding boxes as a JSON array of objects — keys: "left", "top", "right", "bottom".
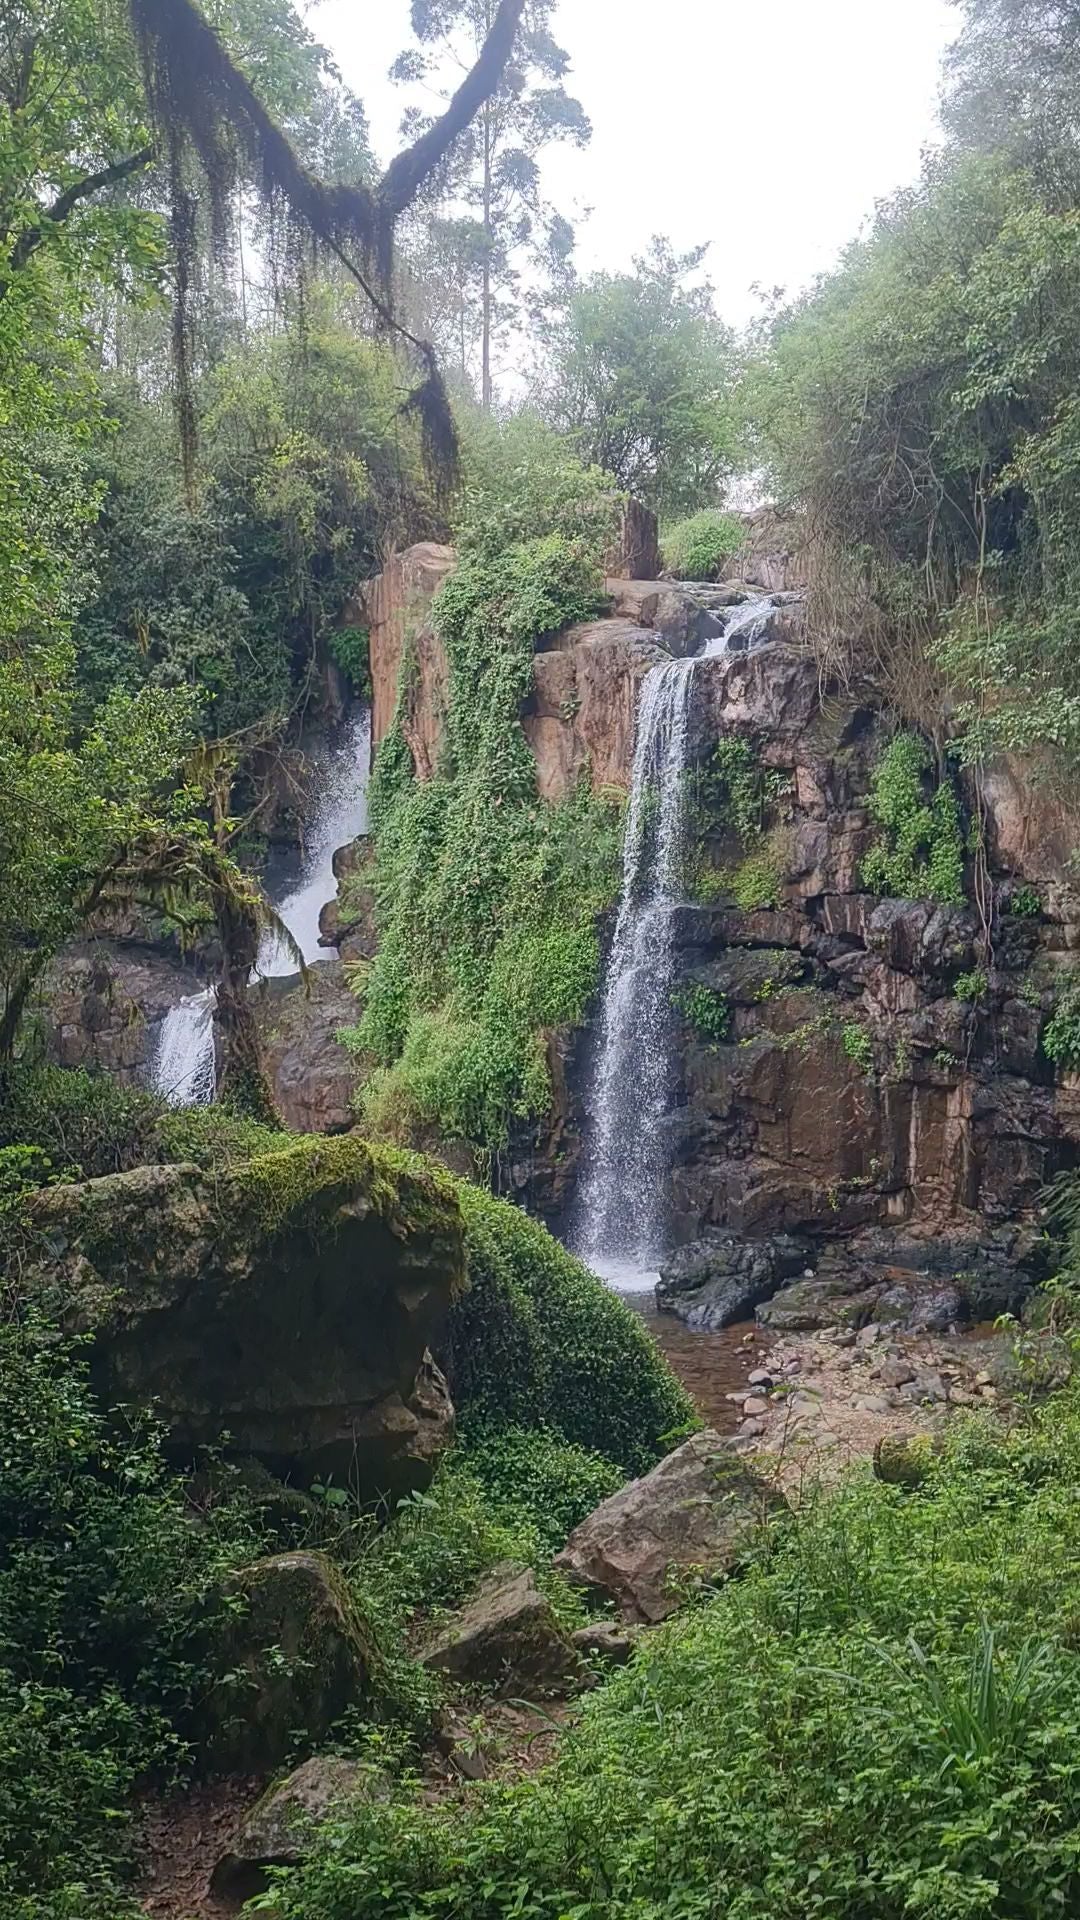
[
  {"left": 861, "top": 732, "right": 966, "bottom": 904},
  {"left": 262, "top": 1392, "right": 1080, "bottom": 1920},
  {"left": 347, "top": 537, "right": 621, "bottom": 1154},
  {"left": 0, "top": 1064, "right": 287, "bottom": 1182},
  {"left": 460, "top": 1425, "right": 623, "bottom": 1555},
  {"left": 1044, "top": 984, "right": 1080, "bottom": 1071},
  {"left": 444, "top": 1183, "right": 695, "bottom": 1475},
  {"left": 661, "top": 508, "right": 743, "bottom": 580},
  {"left": 841, "top": 1020, "right": 874, "bottom": 1070},
  {"left": 327, "top": 625, "right": 370, "bottom": 698},
  {"left": 0, "top": 1317, "right": 257, "bottom": 1919},
  {"left": 672, "top": 982, "right": 730, "bottom": 1042},
  {"left": 1009, "top": 884, "right": 1042, "bottom": 919},
  {"left": 954, "top": 968, "right": 990, "bottom": 1003}
]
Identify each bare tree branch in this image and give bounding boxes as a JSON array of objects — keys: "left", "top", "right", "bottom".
[
  {"left": 6, "top": 144, "right": 154, "bottom": 278},
  {"left": 378, "top": 0, "right": 526, "bottom": 220}
]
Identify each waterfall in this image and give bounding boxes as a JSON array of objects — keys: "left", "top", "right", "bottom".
[
  {"left": 257, "top": 706, "right": 372, "bottom": 976},
  {"left": 573, "top": 655, "right": 698, "bottom": 1284},
  {"left": 150, "top": 707, "right": 371, "bottom": 1106},
  {"left": 153, "top": 989, "right": 216, "bottom": 1108},
  {"left": 574, "top": 592, "right": 776, "bottom": 1288}
]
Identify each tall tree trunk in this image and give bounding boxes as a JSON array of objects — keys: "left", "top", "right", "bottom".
[{"left": 481, "top": 90, "right": 493, "bottom": 412}]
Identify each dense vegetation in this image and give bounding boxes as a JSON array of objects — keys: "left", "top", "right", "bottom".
[
  {"left": 14, "top": 2, "right": 1080, "bottom": 1919},
  {"left": 262, "top": 1392, "right": 1080, "bottom": 1920}
]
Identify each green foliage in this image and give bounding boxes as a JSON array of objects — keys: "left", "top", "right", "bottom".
[
  {"left": 460, "top": 1426, "right": 624, "bottom": 1556},
  {"left": 453, "top": 409, "right": 620, "bottom": 560},
  {"left": 445, "top": 1182, "right": 695, "bottom": 1475},
  {"left": 327, "top": 626, "right": 371, "bottom": 698},
  {"left": 1044, "top": 983, "right": 1080, "bottom": 1070},
  {"left": 260, "top": 1389, "right": 1080, "bottom": 1920},
  {"left": 672, "top": 982, "right": 730, "bottom": 1042},
  {"left": 661, "top": 508, "right": 743, "bottom": 580},
  {"left": 861, "top": 733, "right": 966, "bottom": 904},
  {"left": 841, "top": 1020, "right": 874, "bottom": 1071},
  {"left": 1010, "top": 884, "right": 1042, "bottom": 918},
  {"left": 0, "top": 1063, "right": 291, "bottom": 1183},
  {"left": 538, "top": 238, "right": 743, "bottom": 517},
  {"left": 348, "top": 537, "right": 621, "bottom": 1153},
  {"left": 0, "top": 1315, "right": 257, "bottom": 1920},
  {"left": 955, "top": 968, "right": 990, "bottom": 1003}
]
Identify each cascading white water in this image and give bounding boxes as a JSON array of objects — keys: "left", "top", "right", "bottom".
[
  {"left": 257, "top": 706, "right": 372, "bottom": 976},
  {"left": 150, "top": 706, "right": 372, "bottom": 1107},
  {"left": 153, "top": 989, "right": 216, "bottom": 1107},
  {"left": 574, "top": 592, "right": 775, "bottom": 1289},
  {"left": 573, "top": 655, "right": 698, "bottom": 1284}
]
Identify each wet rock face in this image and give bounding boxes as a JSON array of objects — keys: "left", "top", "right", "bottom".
[
  {"left": 657, "top": 1232, "right": 812, "bottom": 1330},
  {"left": 555, "top": 1430, "right": 786, "bottom": 1623},
  {"left": 257, "top": 961, "right": 358, "bottom": 1134},
  {"left": 42, "top": 940, "right": 204, "bottom": 1083},
  {"left": 23, "top": 1137, "right": 463, "bottom": 1492}
]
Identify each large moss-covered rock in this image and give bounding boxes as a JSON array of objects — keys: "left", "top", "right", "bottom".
[
  {"left": 205, "top": 1552, "right": 375, "bottom": 1773},
  {"left": 212, "top": 1755, "right": 379, "bottom": 1899},
  {"left": 24, "top": 1134, "right": 464, "bottom": 1490}
]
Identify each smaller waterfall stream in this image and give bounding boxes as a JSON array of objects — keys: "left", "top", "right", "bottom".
[{"left": 151, "top": 707, "right": 371, "bottom": 1107}]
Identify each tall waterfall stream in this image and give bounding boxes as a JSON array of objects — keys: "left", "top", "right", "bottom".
[
  {"left": 574, "top": 594, "right": 773, "bottom": 1290},
  {"left": 151, "top": 707, "right": 371, "bottom": 1107}
]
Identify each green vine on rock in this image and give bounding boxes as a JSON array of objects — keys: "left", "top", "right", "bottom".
[
  {"left": 861, "top": 731, "right": 966, "bottom": 905},
  {"left": 343, "top": 535, "right": 620, "bottom": 1154}
]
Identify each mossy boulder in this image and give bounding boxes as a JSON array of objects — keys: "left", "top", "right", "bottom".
[
  {"left": 212, "top": 1754, "right": 381, "bottom": 1900},
  {"left": 24, "top": 1134, "right": 464, "bottom": 1492},
  {"left": 204, "top": 1552, "right": 375, "bottom": 1773}
]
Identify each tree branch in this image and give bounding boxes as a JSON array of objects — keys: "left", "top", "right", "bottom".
[
  {"left": 8, "top": 145, "right": 155, "bottom": 276},
  {"left": 377, "top": 0, "right": 526, "bottom": 220}
]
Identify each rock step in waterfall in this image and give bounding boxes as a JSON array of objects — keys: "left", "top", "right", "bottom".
[
  {"left": 151, "top": 707, "right": 371, "bottom": 1108},
  {"left": 574, "top": 594, "right": 774, "bottom": 1291}
]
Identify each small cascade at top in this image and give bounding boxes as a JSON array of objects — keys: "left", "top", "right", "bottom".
[
  {"left": 573, "top": 593, "right": 774, "bottom": 1290},
  {"left": 150, "top": 707, "right": 372, "bottom": 1108}
]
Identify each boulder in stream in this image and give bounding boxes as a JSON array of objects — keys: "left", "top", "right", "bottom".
[{"left": 657, "top": 1231, "right": 811, "bottom": 1329}]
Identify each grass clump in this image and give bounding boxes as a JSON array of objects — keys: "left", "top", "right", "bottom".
[
  {"left": 260, "top": 1392, "right": 1080, "bottom": 1920},
  {"left": 661, "top": 508, "right": 743, "bottom": 579}
]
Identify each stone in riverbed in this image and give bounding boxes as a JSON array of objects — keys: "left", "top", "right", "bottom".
[
  {"left": 554, "top": 1430, "right": 786, "bottom": 1623},
  {"left": 657, "top": 1231, "right": 811, "bottom": 1330}
]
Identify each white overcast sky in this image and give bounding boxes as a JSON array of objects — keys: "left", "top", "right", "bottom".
[{"left": 312, "top": 0, "right": 957, "bottom": 332}]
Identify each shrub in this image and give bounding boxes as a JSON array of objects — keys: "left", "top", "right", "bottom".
[
  {"left": 661, "top": 507, "right": 743, "bottom": 579},
  {"left": 672, "top": 982, "right": 730, "bottom": 1042},
  {"left": 262, "top": 1390, "right": 1080, "bottom": 1920},
  {"left": 861, "top": 732, "right": 966, "bottom": 904},
  {"left": 0, "top": 1317, "right": 258, "bottom": 1918},
  {"left": 327, "top": 625, "right": 370, "bottom": 698},
  {"left": 444, "top": 1183, "right": 695, "bottom": 1475},
  {"left": 1010, "top": 884, "right": 1042, "bottom": 919},
  {"left": 1044, "top": 984, "right": 1080, "bottom": 1071},
  {"left": 954, "top": 967, "right": 990, "bottom": 1003},
  {"left": 841, "top": 1020, "right": 874, "bottom": 1070},
  {"left": 460, "top": 1425, "right": 624, "bottom": 1554}
]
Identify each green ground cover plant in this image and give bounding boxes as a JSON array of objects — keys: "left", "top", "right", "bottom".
[{"left": 262, "top": 1393, "right": 1080, "bottom": 1920}]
